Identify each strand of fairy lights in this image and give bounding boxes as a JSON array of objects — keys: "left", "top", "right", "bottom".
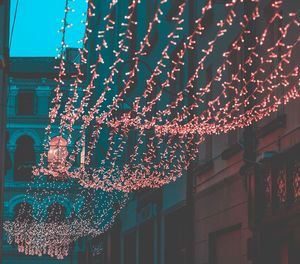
[
  {"left": 60, "top": 0, "right": 143, "bottom": 167},
  {"left": 164, "top": 2, "right": 289, "bottom": 131},
  {"left": 78, "top": 0, "right": 247, "bottom": 182},
  {"left": 108, "top": 0, "right": 262, "bottom": 130},
  {"left": 66, "top": 0, "right": 170, "bottom": 167},
  {"left": 79, "top": 0, "right": 220, "bottom": 169},
  {"left": 89, "top": 0, "right": 242, "bottom": 188},
  {"left": 46, "top": 0, "right": 183, "bottom": 182},
  {"left": 37, "top": 0, "right": 74, "bottom": 170},
  {"left": 35, "top": 0, "right": 92, "bottom": 173},
  {"left": 60, "top": 0, "right": 120, "bottom": 137},
  {"left": 100, "top": 0, "right": 248, "bottom": 172},
  {"left": 156, "top": 36, "right": 300, "bottom": 136},
  {"left": 81, "top": 0, "right": 181, "bottom": 166},
  {"left": 128, "top": 1, "right": 242, "bottom": 122},
  {"left": 111, "top": 0, "right": 293, "bottom": 134},
  {"left": 83, "top": 64, "right": 300, "bottom": 191},
  {"left": 59, "top": 0, "right": 105, "bottom": 134},
  {"left": 79, "top": 0, "right": 190, "bottom": 183},
  {"left": 34, "top": 0, "right": 300, "bottom": 193},
  {"left": 83, "top": 0, "right": 168, "bottom": 131},
  {"left": 64, "top": 0, "right": 212, "bottom": 185},
  {"left": 56, "top": 0, "right": 121, "bottom": 174},
  {"left": 77, "top": 1, "right": 300, "bottom": 191},
  {"left": 35, "top": 0, "right": 119, "bottom": 175},
  {"left": 127, "top": 1, "right": 266, "bottom": 130},
  {"left": 196, "top": 45, "right": 300, "bottom": 135},
  {"left": 67, "top": 0, "right": 141, "bottom": 128},
  {"left": 159, "top": 12, "right": 300, "bottom": 135}
]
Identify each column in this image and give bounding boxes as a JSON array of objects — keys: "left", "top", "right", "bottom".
[
  {"left": 7, "top": 85, "right": 18, "bottom": 117},
  {"left": 36, "top": 86, "right": 51, "bottom": 116}
]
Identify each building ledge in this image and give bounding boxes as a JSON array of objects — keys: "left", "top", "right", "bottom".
[
  {"left": 195, "top": 160, "right": 214, "bottom": 176},
  {"left": 257, "top": 114, "right": 286, "bottom": 138},
  {"left": 221, "top": 142, "right": 242, "bottom": 160}
]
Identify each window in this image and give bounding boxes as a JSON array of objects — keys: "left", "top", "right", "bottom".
[
  {"left": 65, "top": 48, "right": 81, "bottom": 64},
  {"left": 166, "top": 0, "right": 185, "bottom": 21},
  {"left": 17, "top": 91, "right": 35, "bottom": 115},
  {"left": 124, "top": 230, "right": 136, "bottom": 264},
  {"left": 14, "top": 136, "right": 35, "bottom": 181},
  {"left": 14, "top": 202, "right": 33, "bottom": 222},
  {"left": 165, "top": 207, "right": 188, "bottom": 264},
  {"left": 47, "top": 203, "right": 66, "bottom": 223},
  {"left": 210, "top": 225, "right": 242, "bottom": 264},
  {"left": 110, "top": 223, "right": 121, "bottom": 264},
  {"left": 202, "top": 8, "right": 214, "bottom": 29},
  {"left": 139, "top": 220, "right": 154, "bottom": 264}
]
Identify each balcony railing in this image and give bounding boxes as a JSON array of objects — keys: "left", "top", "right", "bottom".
[{"left": 259, "top": 146, "right": 300, "bottom": 219}]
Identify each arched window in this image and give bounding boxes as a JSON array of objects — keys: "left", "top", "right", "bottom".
[
  {"left": 14, "top": 202, "right": 33, "bottom": 222},
  {"left": 17, "top": 90, "right": 35, "bottom": 116},
  {"left": 47, "top": 203, "right": 66, "bottom": 223},
  {"left": 14, "top": 136, "right": 35, "bottom": 181}
]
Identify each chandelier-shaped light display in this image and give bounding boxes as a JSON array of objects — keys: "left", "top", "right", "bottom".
[{"left": 4, "top": 175, "right": 128, "bottom": 259}]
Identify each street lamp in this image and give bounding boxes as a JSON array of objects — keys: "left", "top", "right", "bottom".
[{"left": 47, "top": 136, "right": 68, "bottom": 178}]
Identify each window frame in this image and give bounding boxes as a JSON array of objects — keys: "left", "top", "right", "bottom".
[{"left": 17, "top": 90, "right": 36, "bottom": 116}]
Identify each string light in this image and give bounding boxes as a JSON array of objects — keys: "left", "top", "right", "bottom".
[{"left": 32, "top": 0, "right": 300, "bottom": 194}]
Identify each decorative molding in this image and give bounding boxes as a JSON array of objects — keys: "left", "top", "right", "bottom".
[
  {"left": 8, "top": 194, "right": 36, "bottom": 217},
  {"left": 8, "top": 129, "right": 41, "bottom": 147},
  {"left": 40, "top": 195, "right": 73, "bottom": 219},
  {"left": 221, "top": 142, "right": 242, "bottom": 160},
  {"left": 36, "top": 86, "right": 51, "bottom": 96},
  {"left": 257, "top": 114, "right": 286, "bottom": 138}
]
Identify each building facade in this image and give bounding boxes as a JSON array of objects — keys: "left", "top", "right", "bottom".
[
  {"left": 0, "top": 0, "right": 10, "bottom": 261},
  {"left": 3, "top": 57, "right": 86, "bottom": 264},
  {"left": 193, "top": 1, "right": 300, "bottom": 264},
  {"left": 88, "top": 1, "right": 300, "bottom": 264},
  {"left": 5, "top": 1, "right": 299, "bottom": 264}
]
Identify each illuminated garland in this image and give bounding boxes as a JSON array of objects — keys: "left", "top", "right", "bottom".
[
  {"left": 32, "top": 0, "right": 300, "bottom": 194},
  {"left": 75, "top": 0, "right": 300, "bottom": 192},
  {"left": 67, "top": 0, "right": 168, "bottom": 166},
  {"left": 37, "top": 0, "right": 90, "bottom": 172}
]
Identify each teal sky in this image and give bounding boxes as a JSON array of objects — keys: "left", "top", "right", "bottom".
[{"left": 10, "top": 0, "right": 87, "bottom": 57}]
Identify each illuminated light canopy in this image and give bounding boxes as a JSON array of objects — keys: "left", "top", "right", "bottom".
[
  {"left": 30, "top": 0, "right": 300, "bottom": 195},
  {"left": 10, "top": 0, "right": 300, "bottom": 257}
]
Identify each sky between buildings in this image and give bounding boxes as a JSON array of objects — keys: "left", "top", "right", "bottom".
[{"left": 10, "top": 0, "right": 87, "bottom": 57}]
